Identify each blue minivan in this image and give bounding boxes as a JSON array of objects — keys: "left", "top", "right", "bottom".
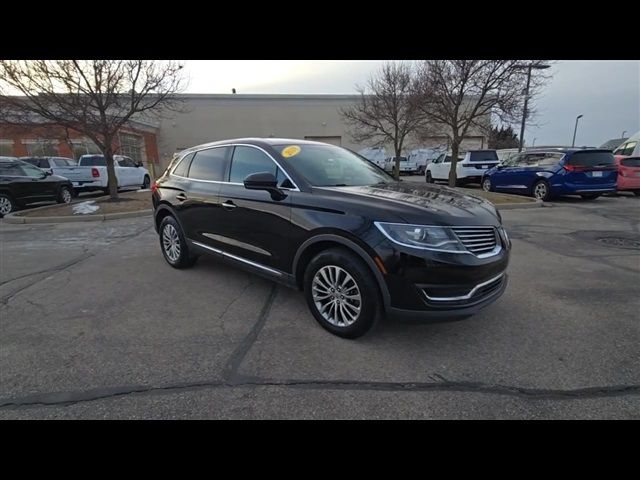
[{"left": 481, "top": 148, "right": 617, "bottom": 201}]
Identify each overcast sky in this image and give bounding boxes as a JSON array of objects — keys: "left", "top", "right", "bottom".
[{"left": 184, "top": 60, "right": 639, "bottom": 147}]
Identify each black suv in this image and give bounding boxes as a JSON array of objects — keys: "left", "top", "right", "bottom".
[
  {"left": 0, "top": 157, "right": 74, "bottom": 216},
  {"left": 152, "top": 139, "right": 511, "bottom": 338}
]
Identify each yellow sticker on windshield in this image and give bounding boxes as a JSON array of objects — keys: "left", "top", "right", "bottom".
[{"left": 282, "top": 145, "right": 301, "bottom": 158}]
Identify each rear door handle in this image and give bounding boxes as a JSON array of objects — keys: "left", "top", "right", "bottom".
[
  {"left": 176, "top": 193, "right": 187, "bottom": 201},
  {"left": 222, "top": 200, "right": 237, "bottom": 210}
]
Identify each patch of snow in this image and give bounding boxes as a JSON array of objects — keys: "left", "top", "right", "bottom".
[{"left": 72, "top": 201, "right": 100, "bottom": 215}]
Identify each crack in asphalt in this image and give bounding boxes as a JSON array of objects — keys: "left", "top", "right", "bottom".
[
  {"left": 222, "top": 283, "right": 278, "bottom": 383},
  {"left": 0, "top": 378, "right": 638, "bottom": 410}
]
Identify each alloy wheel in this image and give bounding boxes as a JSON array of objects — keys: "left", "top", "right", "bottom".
[
  {"left": 162, "top": 223, "right": 181, "bottom": 262},
  {"left": 0, "top": 197, "right": 13, "bottom": 215},
  {"left": 534, "top": 182, "right": 548, "bottom": 200},
  {"left": 312, "top": 265, "right": 362, "bottom": 327}
]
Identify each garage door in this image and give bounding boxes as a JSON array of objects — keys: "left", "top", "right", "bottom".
[{"left": 304, "top": 136, "right": 342, "bottom": 146}]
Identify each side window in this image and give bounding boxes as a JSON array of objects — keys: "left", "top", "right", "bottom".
[
  {"left": 119, "top": 157, "right": 135, "bottom": 168},
  {"left": 52, "top": 158, "right": 68, "bottom": 167},
  {"left": 623, "top": 141, "right": 637, "bottom": 156},
  {"left": 172, "top": 152, "right": 194, "bottom": 177},
  {"left": 443, "top": 156, "right": 452, "bottom": 163},
  {"left": 538, "top": 153, "right": 563, "bottom": 166},
  {"left": 229, "top": 146, "right": 277, "bottom": 183},
  {"left": 523, "top": 154, "right": 540, "bottom": 167},
  {"left": 188, "top": 147, "right": 230, "bottom": 181},
  {"left": 20, "top": 163, "right": 45, "bottom": 178},
  {"left": 0, "top": 163, "right": 25, "bottom": 176}
]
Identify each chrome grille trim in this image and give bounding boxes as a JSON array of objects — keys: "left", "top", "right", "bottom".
[
  {"left": 451, "top": 226, "right": 498, "bottom": 255},
  {"left": 422, "top": 273, "right": 505, "bottom": 302}
]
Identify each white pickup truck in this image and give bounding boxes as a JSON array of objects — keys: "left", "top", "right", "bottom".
[
  {"left": 383, "top": 156, "right": 419, "bottom": 175},
  {"left": 54, "top": 154, "right": 151, "bottom": 194}
]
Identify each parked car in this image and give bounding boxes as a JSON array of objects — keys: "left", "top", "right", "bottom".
[
  {"left": 613, "top": 131, "right": 639, "bottom": 159},
  {"left": 427, "top": 150, "right": 500, "bottom": 186},
  {"left": 64, "top": 154, "right": 151, "bottom": 194},
  {"left": 21, "top": 156, "right": 77, "bottom": 177},
  {"left": 407, "top": 148, "right": 444, "bottom": 174},
  {"left": 481, "top": 148, "right": 617, "bottom": 201},
  {"left": 615, "top": 156, "right": 640, "bottom": 195},
  {"left": 383, "top": 156, "right": 418, "bottom": 174},
  {"left": 358, "top": 147, "right": 388, "bottom": 169},
  {"left": 0, "top": 158, "right": 73, "bottom": 216},
  {"left": 152, "top": 138, "right": 510, "bottom": 338}
]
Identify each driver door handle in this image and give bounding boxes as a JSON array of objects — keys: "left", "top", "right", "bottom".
[
  {"left": 176, "top": 193, "right": 187, "bottom": 201},
  {"left": 222, "top": 200, "right": 237, "bottom": 210}
]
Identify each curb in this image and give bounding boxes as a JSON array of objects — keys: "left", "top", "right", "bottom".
[
  {"left": 3, "top": 209, "right": 152, "bottom": 224},
  {"left": 494, "top": 199, "right": 544, "bottom": 210}
]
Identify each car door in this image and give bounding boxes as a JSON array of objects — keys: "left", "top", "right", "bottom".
[
  {"left": 215, "top": 145, "right": 293, "bottom": 273},
  {"left": 118, "top": 157, "right": 136, "bottom": 186},
  {"left": 0, "top": 162, "right": 34, "bottom": 202},
  {"left": 490, "top": 153, "right": 526, "bottom": 191},
  {"left": 175, "top": 146, "right": 231, "bottom": 245},
  {"left": 11, "top": 162, "right": 57, "bottom": 200}
]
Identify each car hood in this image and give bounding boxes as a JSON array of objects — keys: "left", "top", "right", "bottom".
[{"left": 318, "top": 182, "right": 501, "bottom": 226}]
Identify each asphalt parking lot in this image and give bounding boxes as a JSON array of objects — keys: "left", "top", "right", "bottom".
[{"left": 0, "top": 191, "right": 638, "bottom": 419}]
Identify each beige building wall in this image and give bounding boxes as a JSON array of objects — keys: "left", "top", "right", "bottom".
[{"left": 156, "top": 94, "right": 490, "bottom": 168}]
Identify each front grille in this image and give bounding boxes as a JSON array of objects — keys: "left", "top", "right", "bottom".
[{"left": 451, "top": 226, "right": 498, "bottom": 255}]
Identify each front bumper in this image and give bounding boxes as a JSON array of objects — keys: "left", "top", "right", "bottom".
[
  {"left": 387, "top": 274, "right": 508, "bottom": 321},
  {"left": 373, "top": 230, "right": 510, "bottom": 320}
]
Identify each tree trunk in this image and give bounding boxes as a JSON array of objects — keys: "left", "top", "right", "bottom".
[
  {"left": 394, "top": 147, "right": 402, "bottom": 181},
  {"left": 448, "top": 141, "right": 460, "bottom": 187},
  {"left": 104, "top": 146, "right": 119, "bottom": 200}
]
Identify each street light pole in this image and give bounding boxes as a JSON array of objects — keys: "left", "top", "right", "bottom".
[
  {"left": 514, "top": 63, "right": 550, "bottom": 153},
  {"left": 572, "top": 114, "right": 583, "bottom": 147}
]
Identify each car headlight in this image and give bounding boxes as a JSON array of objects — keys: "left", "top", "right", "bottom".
[
  {"left": 374, "top": 222, "right": 466, "bottom": 252},
  {"left": 498, "top": 226, "right": 510, "bottom": 246}
]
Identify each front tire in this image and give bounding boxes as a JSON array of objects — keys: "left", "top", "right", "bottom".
[
  {"left": 159, "top": 215, "right": 198, "bottom": 269},
  {"left": 57, "top": 186, "right": 72, "bottom": 204},
  {"left": 0, "top": 193, "right": 16, "bottom": 216},
  {"left": 532, "top": 180, "right": 551, "bottom": 201},
  {"left": 303, "top": 248, "right": 381, "bottom": 339},
  {"left": 482, "top": 177, "right": 493, "bottom": 192}
]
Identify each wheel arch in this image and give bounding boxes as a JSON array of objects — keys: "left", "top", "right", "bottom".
[
  {"left": 292, "top": 234, "right": 391, "bottom": 310},
  {"left": 154, "top": 203, "right": 184, "bottom": 234}
]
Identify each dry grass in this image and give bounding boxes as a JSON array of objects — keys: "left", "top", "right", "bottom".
[
  {"left": 19, "top": 190, "right": 152, "bottom": 217},
  {"left": 460, "top": 188, "right": 537, "bottom": 204}
]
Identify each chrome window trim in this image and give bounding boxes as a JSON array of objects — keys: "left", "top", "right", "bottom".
[
  {"left": 191, "top": 240, "right": 283, "bottom": 276},
  {"left": 422, "top": 272, "right": 505, "bottom": 302},
  {"left": 374, "top": 222, "right": 503, "bottom": 258},
  {"left": 170, "top": 143, "right": 300, "bottom": 191}
]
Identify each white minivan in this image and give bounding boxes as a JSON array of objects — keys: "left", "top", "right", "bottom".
[{"left": 426, "top": 150, "right": 500, "bottom": 186}]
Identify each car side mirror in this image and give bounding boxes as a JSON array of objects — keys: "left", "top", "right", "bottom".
[
  {"left": 243, "top": 172, "right": 286, "bottom": 200},
  {"left": 44, "top": 170, "right": 52, "bottom": 176}
]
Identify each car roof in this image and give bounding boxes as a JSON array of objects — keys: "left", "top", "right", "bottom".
[
  {"left": 525, "top": 147, "right": 609, "bottom": 154},
  {"left": 181, "top": 137, "right": 338, "bottom": 154}
]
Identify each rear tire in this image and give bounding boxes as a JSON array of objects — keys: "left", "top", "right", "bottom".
[
  {"left": 580, "top": 193, "right": 601, "bottom": 200},
  {"left": 142, "top": 175, "right": 150, "bottom": 189},
  {"left": 303, "top": 248, "right": 381, "bottom": 339},
  {"left": 532, "top": 180, "right": 551, "bottom": 201},
  {"left": 0, "top": 193, "right": 16, "bottom": 216},
  {"left": 159, "top": 215, "right": 198, "bottom": 269},
  {"left": 426, "top": 171, "right": 434, "bottom": 183}
]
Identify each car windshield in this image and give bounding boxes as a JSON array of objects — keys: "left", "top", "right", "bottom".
[
  {"left": 79, "top": 155, "right": 106, "bottom": 166},
  {"left": 469, "top": 151, "right": 499, "bottom": 162},
  {"left": 275, "top": 144, "right": 394, "bottom": 187},
  {"left": 567, "top": 151, "right": 614, "bottom": 167}
]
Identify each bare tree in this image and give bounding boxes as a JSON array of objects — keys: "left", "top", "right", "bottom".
[
  {"left": 340, "top": 62, "right": 427, "bottom": 180},
  {"left": 414, "top": 60, "right": 551, "bottom": 187},
  {"left": 0, "top": 60, "right": 186, "bottom": 199}
]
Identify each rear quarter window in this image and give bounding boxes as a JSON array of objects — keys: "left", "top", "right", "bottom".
[{"left": 469, "top": 151, "right": 498, "bottom": 162}]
